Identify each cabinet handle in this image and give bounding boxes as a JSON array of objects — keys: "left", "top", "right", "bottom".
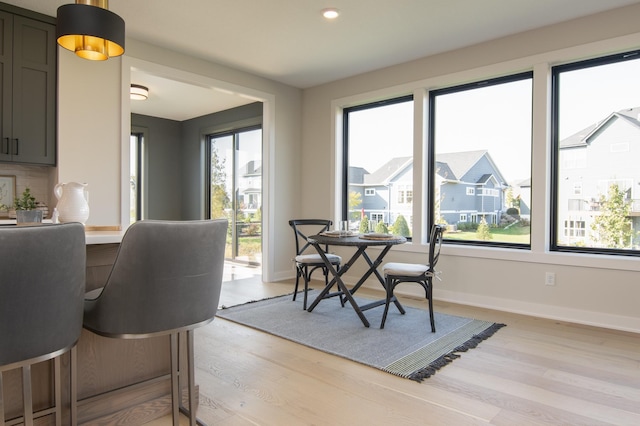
[
  {"left": 12, "top": 138, "right": 18, "bottom": 155},
  {"left": 2, "top": 137, "right": 8, "bottom": 155}
]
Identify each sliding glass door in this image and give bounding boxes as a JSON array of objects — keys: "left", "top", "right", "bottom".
[{"left": 208, "top": 126, "right": 262, "bottom": 265}]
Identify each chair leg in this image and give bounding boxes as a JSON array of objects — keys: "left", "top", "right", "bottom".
[
  {"left": 187, "top": 330, "right": 197, "bottom": 425},
  {"left": 427, "top": 280, "right": 435, "bottom": 333},
  {"left": 170, "top": 333, "right": 180, "bottom": 426},
  {"left": 303, "top": 266, "right": 311, "bottom": 310},
  {"left": 0, "top": 371, "right": 5, "bottom": 426},
  {"left": 292, "top": 266, "right": 301, "bottom": 301},
  {"left": 22, "top": 365, "right": 33, "bottom": 426},
  {"left": 54, "top": 356, "right": 62, "bottom": 426},
  {"left": 380, "top": 278, "right": 394, "bottom": 329},
  {"left": 70, "top": 346, "right": 77, "bottom": 426}
]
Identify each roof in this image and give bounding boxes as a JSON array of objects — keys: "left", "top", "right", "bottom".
[
  {"left": 436, "top": 150, "right": 489, "bottom": 181},
  {"left": 363, "top": 157, "right": 412, "bottom": 185},
  {"left": 361, "top": 150, "right": 505, "bottom": 185},
  {"left": 560, "top": 106, "right": 640, "bottom": 148}
]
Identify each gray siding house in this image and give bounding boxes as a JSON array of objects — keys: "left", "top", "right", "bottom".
[
  {"left": 558, "top": 107, "right": 640, "bottom": 247},
  {"left": 348, "top": 150, "right": 509, "bottom": 228}
]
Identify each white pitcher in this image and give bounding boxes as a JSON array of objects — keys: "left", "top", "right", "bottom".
[{"left": 54, "top": 182, "right": 90, "bottom": 224}]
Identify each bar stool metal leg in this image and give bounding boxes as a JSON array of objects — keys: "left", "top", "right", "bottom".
[
  {"left": 170, "top": 333, "right": 180, "bottom": 426},
  {"left": 0, "top": 372, "right": 4, "bottom": 426},
  {"left": 70, "top": 346, "right": 77, "bottom": 426},
  {"left": 22, "top": 366, "right": 33, "bottom": 426}
]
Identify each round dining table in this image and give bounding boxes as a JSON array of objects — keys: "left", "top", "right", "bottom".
[{"left": 306, "top": 233, "right": 407, "bottom": 327}]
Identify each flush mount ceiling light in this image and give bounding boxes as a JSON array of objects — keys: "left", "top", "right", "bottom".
[
  {"left": 56, "top": 0, "right": 125, "bottom": 61},
  {"left": 130, "top": 84, "right": 149, "bottom": 101},
  {"left": 322, "top": 8, "right": 340, "bottom": 19}
]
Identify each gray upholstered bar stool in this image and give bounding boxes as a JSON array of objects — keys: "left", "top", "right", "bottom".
[
  {"left": 0, "top": 223, "right": 86, "bottom": 426},
  {"left": 83, "top": 220, "right": 227, "bottom": 426}
]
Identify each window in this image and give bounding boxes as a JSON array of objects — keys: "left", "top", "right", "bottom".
[
  {"left": 344, "top": 96, "right": 413, "bottom": 234},
  {"left": 397, "top": 185, "right": 413, "bottom": 204},
  {"left": 564, "top": 219, "right": 586, "bottom": 238},
  {"left": 371, "top": 213, "right": 384, "bottom": 222},
  {"left": 552, "top": 50, "right": 640, "bottom": 254},
  {"left": 207, "top": 126, "right": 262, "bottom": 265},
  {"left": 430, "top": 72, "right": 533, "bottom": 246},
  {"left": 129, "top": 131, "right": 144, "bottom": 223},
  {"left": 460, "top": 214, "right": 467, "bottom": 222}
]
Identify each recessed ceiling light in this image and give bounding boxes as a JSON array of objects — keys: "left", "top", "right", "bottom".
[{"left": 322, "top": 8, "right": 339, "bottom": 19}]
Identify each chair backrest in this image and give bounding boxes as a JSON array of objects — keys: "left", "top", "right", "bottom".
[
  {"left": 428, "top": 224, "right": 445, "bottom": 272},
  {"left": 288, "top": 219, "right": 333, "bottom": 256},
  {"left": 0, "top": 223, "right": 86, "bottom": 368},
  {"left": 83, "top": 219, "right": 228, "bottom": 338}
]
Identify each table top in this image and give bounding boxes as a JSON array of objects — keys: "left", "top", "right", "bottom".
[{"left": 308, "top": 233, "right": 406, "bottom": 247}]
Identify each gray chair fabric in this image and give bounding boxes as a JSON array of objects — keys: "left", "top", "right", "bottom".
[
  {"left": 84, "top": 219, "right": 227, "bottom": 338},
  {"left": 289, "top": 219, "right": 342, "bottom": 310},
  {"left": 380, "top": 224, "right": 445, "bottom": 331},
  {"left": 82, "top": 219, "right": 227, "bottom": 426},
  {"left": 0, "top": 222, "right": 86, "bottom": 426}
]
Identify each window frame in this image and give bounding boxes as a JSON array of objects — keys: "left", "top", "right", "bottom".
[
  {"left": 428, "top": 71, "right": 534, "bottom": 249},
  {"left": 341, "top": 95, "right": 414, "bottom": 223},
  {"left": 550, "top": 49, "right": 640, "bottom": 257}
]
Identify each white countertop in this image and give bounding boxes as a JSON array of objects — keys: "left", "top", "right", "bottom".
[
  {"left": 85, "top": 230, "right": 125, "bottom": 244},
  {"left": 0, "top": 220, "right": 125, "bottom": 245}
]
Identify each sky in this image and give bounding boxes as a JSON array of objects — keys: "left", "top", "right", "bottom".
[{"left": 348, "top": 55, "right": 640, "bottom": 184}]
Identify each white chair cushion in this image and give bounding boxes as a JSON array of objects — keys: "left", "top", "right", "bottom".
[
  {"left": 383, "top": 262, "right": 429, "bottom": 277},
  {"left": 295, "top": 253, "right": 341, "bottom": 265}
]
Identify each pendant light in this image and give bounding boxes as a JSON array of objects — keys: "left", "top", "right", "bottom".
[{"left": 56, "top": 0, "right": 125, "bottom": 61}]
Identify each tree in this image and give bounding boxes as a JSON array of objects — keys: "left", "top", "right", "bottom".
[
  {"left": 375, "top": 221, "right": 389, "bottom": 234},
  {"left": 434, "top": 181, "right": 448, "bottom": 225},
  {"left": 359, "top": 216, "right": 369, "bottom": 234},
  {"left": 390, "top": 214, "right": 411, "bottom": 237},
  {"left": 211, "top": 145, "right": 230, "bottom": 219},
  {"left": 476, "top": 217, "right": 492, "bottom": 240},
  {"left": 349, "top": 191, "right": 362, "bottom": 220},
  {"left": 591, "top": 183, "right": 633, "bottom": 249}
]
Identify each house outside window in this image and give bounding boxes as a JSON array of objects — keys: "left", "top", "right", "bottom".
[
  {"left": 466, "top": 187, "right": 475, "bottom": 195},
  {"left": 552, "top": 50, "right": 640, "bottom": 253},
  {"left": 344, "top": 96, "right": 413, "bottom": 233}
]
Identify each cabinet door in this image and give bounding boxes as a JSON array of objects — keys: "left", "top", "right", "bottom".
[
  {"left": 11, "top": 15, "right": 56, "bottom": 165},
  {"left": 0, "top": 11, "right": 12, "bottom": 163}
]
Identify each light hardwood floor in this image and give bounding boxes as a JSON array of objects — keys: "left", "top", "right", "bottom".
[{"left": 148, "top": 268, "right": 640, "bottom": 426}]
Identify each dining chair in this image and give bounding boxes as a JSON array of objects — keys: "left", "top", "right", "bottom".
[
  {"left": 380, "top": 224, "right": 445, "bottom": 331},
  {"left": 0, "top": 223, "right": 86, "bottom": 426},
  {"left": 82, "top": 219, "right": 227, "bottom": 426},
  {"left": 289, "top": 219, "right": 342, "bottom": 310}
]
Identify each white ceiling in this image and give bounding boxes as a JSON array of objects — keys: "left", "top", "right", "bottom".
[{"left": 6, "top": 0, "right": 640, "bottom": 120}]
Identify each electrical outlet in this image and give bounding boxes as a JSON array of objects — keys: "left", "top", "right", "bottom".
[{"left": 545, "top": 272, "right": 556, "bottom": 286}]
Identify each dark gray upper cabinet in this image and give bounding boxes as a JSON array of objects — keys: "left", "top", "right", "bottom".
[{"left": 0, "top": 9, "right": 56, "bottom": 165}]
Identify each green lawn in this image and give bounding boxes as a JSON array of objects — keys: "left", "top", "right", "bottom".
[{"left": 445, "top": 226, "right": 531, "bottom": 244}]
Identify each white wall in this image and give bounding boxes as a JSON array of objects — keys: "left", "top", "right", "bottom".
[
  {"left": 301, "top": 4, "right": 640, "bottom": 332},
  {"left": 57, "top": 39, "right": 303, "bottom": 283},
  {"left": 57, "top": 53, "right": 122, "bottom": 226}
]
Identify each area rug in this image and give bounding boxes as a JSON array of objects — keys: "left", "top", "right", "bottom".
[{"left": 216, "top": 290, "right": 505, "bottom": 382}]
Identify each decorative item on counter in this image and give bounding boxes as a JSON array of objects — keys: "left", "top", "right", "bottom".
[
  {"left": 35, "top": 202, "right": 49, "bottom": 219},
  {"left": 13, "top": 187, "right": 43, "bottom": 225},
  {"left": 54, "top": 182, "right": 90, "bottom": 225},
  {"left": 51, "top": 208, "right": 59, "bottom": 224}
]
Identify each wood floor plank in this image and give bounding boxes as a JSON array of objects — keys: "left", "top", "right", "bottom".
[{"left": 144, "top": 272, "right": 640, "bottom": 425}]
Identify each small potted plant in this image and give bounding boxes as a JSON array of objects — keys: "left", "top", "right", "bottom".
[{"left": 14, "top": 187, "right": 43, "bottom": 225}]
